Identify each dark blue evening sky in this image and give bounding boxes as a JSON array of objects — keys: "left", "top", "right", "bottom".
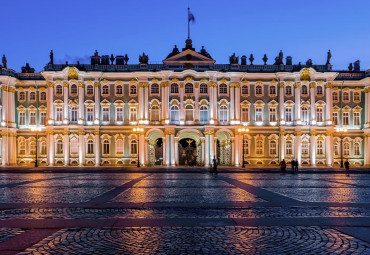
[{"left": 1, "top": 0, "right": 369, "bottom": 72}]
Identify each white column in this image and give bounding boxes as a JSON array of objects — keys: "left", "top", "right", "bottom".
[
  {"left": 179, "top": 83, "right": 184, "bottom": 122},
  {"left": 365, "top": 89, "right": 369, "bottom": 127},
  {"left": 364, "top": 135, "right": 369, "bottom": 166},
  {"left": 326, "top": 134, "right": 333, "bottom": 166},
  {"left": 139, "top": 134, "right": 145, "bottom": 165},
  {"left": 47, "top": 82, "right": 54, "bottom": 125},
  {"left": 9, "top": 134, "right": 17, "bottom": 165},
  {"left": 78, "top": 84, "right": 84, "bottom": 124},
  {"left": 79, "top": 132, "right": 85, "bottom": 166},
  {"left": 48, "top": 133, "right": 54, "bottom": 166},
  {"left": 231, "top": 138, "right": 235, "bottom": 165},
  {"left": 10, "top": 88, "right": 16, "bottom": 128},
  {"left": 325, "top": 84, "right": 332, "bottom": 124},
  {"left": 279, "top": 132, "right": 285, "bottom": 161},
  {"left": 310, "top": 133, "right": 316, "bottom": 166},
  {"left": 165, "top": 84, "right": 170, "bottom": 122},
  {"left": 144, "top": 86, "right": 149, "bottom": 121},
  {"left": 95, "top": 132, "right": 100, "bottom": 166},
  {"left": 170, "top": 134, "right": 175, "bottom": 166},
  {"left": 174, "top": 138, "right": 179, "bottom": 166},
  {"left": 1, "top": 87, "right": 7, "bottom": 124},
  {"left": 230, "top": 84, "right": 235, "bottom": 122},
  {"left": 209, "top": 83, "right": 214, "bottom": 122},
  {"left": 138, "top": 84, "right": 144, "bottom": 121},
  {"left": 235, "top": 85, "right": 241, "bottom": 122},
  {"left": 194, "top": 83, "right": 199, "bottom": 123},
  {"left": 213, "top": 84, "right": 218, "bottom": 124},
  {"left": 94, "top": 82, "right": 100, "bottom": 124},
  {"left": 279, "top": 83, "right": 285, "bottom": 124},
  {"left": 234, "top": 134, "right": 240, "bottom": 166},
  {"left": 64, "top": 132, "right": 69, "bottom": 166},
  {"left": 295, "top": 133, "right": 302, "bottom": 164},
  {"left": 294, "top": 83, "right": 301, "bottom": 124},
  {"left": 161, "top": 84, "right": 166, "bottom": 123},
  {"left": 63, "top": 83, "right": 69, "bottom": 124},
  {"left": 201, "top": 139, "right": 205, "bottom": 166},
  {"left": 310, "top": 83, "right": 316, "bottom": 124},
  {"left": 2, "top": 135, "right": 8, "bottom": 166},
  {"left": 165, "top": 135, "right": 169, "bottom": 166}
]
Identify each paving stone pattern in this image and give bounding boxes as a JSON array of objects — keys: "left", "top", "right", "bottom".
[
  {"left": 0, "top": 227, "right": 25, "bottom": 243},
  {"left": 19, "top": 226, "right": 370, "bottom": 255}
]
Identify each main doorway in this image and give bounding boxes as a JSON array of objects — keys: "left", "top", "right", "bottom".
[{"left": 178, "top": 138, "right": 197, "bottom": 166}]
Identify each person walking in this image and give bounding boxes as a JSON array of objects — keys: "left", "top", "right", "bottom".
[
  {"left": 213, "top": 157, "right": 218, "bottom": 176},
  {"left": 280, "top": 159, "right": 286, "bottom": 173},
  {"left": 344, "top": 159, "right": 350, "bottom": 175},
  {"left": 291, "top": 159, "right": 295, "bottom": 174},
  {"left": 294, "top": 159, "right": 299, "bottom": 173}
]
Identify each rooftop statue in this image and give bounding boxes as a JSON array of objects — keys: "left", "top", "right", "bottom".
[
  {"left": 229, "top": 53, "right": 239, "bottom": 65},
  {"left": 94, "top": 50, "right": 100, "bottom": 65},
  {"left": 2, "top": 54, "right": 7, "bottom": 69},
  {"left": 21, "top": 63, "right": 35, "bottom": 73},
  {"left": 277, "top": 50, "right": 284, "bottom": 65},
  {"left": 124, "top": 54, "right": 129, "bottom": 65},
  {"left": 354, "top": 60, "right": 360, "bottom": 72},
  {"left": 49, "top": 50, "right": 54, "bottom": 65},
  {"left": 166, "top": 45, "right": 180, "bottom": 59},
  {"left": 110, "top": 54, "right": 115, "bottom": 65},
  {"left": 139, "top": 52, "right": 149, "bottom": 65},
  {"left": 348, "top": 63, "right": 353, "bottom": 72},
  {"left": 262, "top": 54, "right": 268, "bottom": 65},
  {"left": 249, "top": 54, "right": 254, "bottom": 65},
  {"left": 199, "top": 46, "right": 212, "bottom": 59},
  {"left": 326, "top": 50, "right": 331, "bottom": 65},
  {"left": 241, "top": 55, "right": 247, "bottom": 65},
  {"left": 306, "top": 59, "right": 312, "bottom": 66}
]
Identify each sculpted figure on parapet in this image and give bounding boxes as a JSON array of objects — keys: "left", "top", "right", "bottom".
[
  {"left": 326, "top": 50, "right": 331, "bottom": 65},
  {"left": 2, "top": 54, "right": 7, "bottom": 69},
  {"left": 139, "top": 52, "right": 149, "bottom": 64},
  {"left": 229, "top": 53, "right": 239, "bottom": 65},
  {"left": 49, "top": 50, "right": 54, "bottom": 65}
]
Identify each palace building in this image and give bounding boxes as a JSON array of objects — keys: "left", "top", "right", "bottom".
[{"left": 0, "top": 38, "right": 369, "bottom": 167}]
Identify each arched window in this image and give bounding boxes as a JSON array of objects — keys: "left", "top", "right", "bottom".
[
  {"left": 353, "top": 92, "right": 360, "bottom": 102},
  {"left": 255, "top": 85, "right": 263, "bottom": 95},
  {"left": 70, "top": 138, "right": 79, "bottom": 154},
  {"left": 286, "top": 140, "right": 293, "bottom": 155},
  {"left": 56, "top": 140, "right": 63, "bottom": 154},
  {"left": 87, "top": 140, "right": 94, "bottom": 154},
  {"left": 241, "top": 106, "right": 249, "bottom": 122},
  {"left": 130, "top": 139, "right": 137, "bottom": 154},
  {"left": 219, "top": 105, "right": 228, "bottom": 124},
  {"left": 269, "top": 85, "right": 276, "bottom": 95},
  {"left": 343, "top": 142, "right": 350, "bottom": 156},
  {"left": 334, "top": 142, "right": 339, "bottom": 156},
  {"left": 103, "top": 139, "right": 110, "bottom": 154},
  {"left": 302, "top": 141, "right": 309, "bottom": 156},
  {"left": 242, "top": 85, "right": 249, "bottom": 95},
  {"left": 269, "top": 140, "right": 277, "bottom": 155},
  {"left": 40, "top": 141, "right": 47, "bottom": 155},
  {"left": 150, "top": 105, "right": 160, "bottom": 122},
  {"left": 185, "top": 83, "right": 193, "bottom": 94},
  {"left": 87, "top": 85, "right": 94, "bottom": 95},
  {"left": 256, "top": 138, "right": 263, "bottom": 155},
  {"left": 40, "top": 91, "right": 47, "bottom": 101},
  {"left": 185, "top": 105, "right": 193, "bottom": 121},
  {"left": 29, "top": 140, "right": 36, "bottom": 155},
  {"left": 170, "top": 105, "right": 179, "bottom": 122},
  {"left": 102, "top": 85, "right": 109, "bottom": 95},
  {"left": 18, "top": 138, "right": 26, "bottom": 155},
  {"left": 219, "top": 84, "right": 227, "bottom": 94},
  {"left": 29, "top": 91, "right": 36, "bottom": 101},
  {"left": 200, "top": 105, "right": 208, "bottom": 123},
  {"left": 70, "top": 107, "right": 78, "bottom": 122},
  {"left": 71, "top": 84, "right": 78, "bottom": 95},
  {"left": 354, "top": 142, "right": 361, "bottom": 156},
  {"left": 200, "top": 83, "right": 208, "bottom": 94},
  {"left": 116, "top": 85, "right": 123, "bottom": 95},
  {"left": 19, "top": 91, "right": 26, "bottom": 101},
  {"left": 56, "top": 85, "right": 63, "bottom": 95},
  {"left": 316, "top": 86, "right": 323, "bottom": 96},
  {"left": 332, "top": 92, "right": 338, "bottom": 101},
  {"left": 151, "top": 83, "right": 159, "bottom": 94},
  {"left": 171, "top": 83, "right": 179, "bottom": 94},
  {"left": 286, "top": 86, "right": 292, "bottom": 96},
  {"left": 301, "top": 85, "right": 308, "bottom": 95},
  {"left": 343, "top": 92, "right": 349, "bottom": 101},
  {"left": 130, "top": 85, "right": 137, "bottom": 95},
  {"left": 243, "top": 138, "right": 249, "bottom": 155},
  {"left": 116, "top": 139, "right": 124, "bottom": 154}
]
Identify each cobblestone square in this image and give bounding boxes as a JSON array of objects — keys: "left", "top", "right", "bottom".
[{"left": 0, "top": 168, "right": 369, "bottom": 254}]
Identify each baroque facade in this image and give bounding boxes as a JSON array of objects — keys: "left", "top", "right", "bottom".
[{"left": 0, "top": 39, "right": 370, "bottom": 167}]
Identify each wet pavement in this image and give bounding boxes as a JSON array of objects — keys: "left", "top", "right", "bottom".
[{"left": 0, "top": 170, "right": 369, "bottom": 254}]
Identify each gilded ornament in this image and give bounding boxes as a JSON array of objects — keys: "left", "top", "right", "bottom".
[
  {"left": 300, "top": 68, "right": 310, "bottom": 80},
  {"left": 68, "top": 67, "right": 78, "bottom": 80},
  {"left": 78, "top": 131, "right": 85, "bottom": 135},
  {"left": 194, "top": 82, "right": 199, "bottom": 88},
  {"left": 185, "top": 76, "right": 193, "bottom": 82},
  {"left": 63, "top": 82, "right": 69, "bottom": 87},
  {"left": 130, "top": 79, "right": 136, "bottom": 84},
  {"left": 200, "top": 78, "right": 207, "bottom": 83},
  {"left": 309, "top": 82, "right": 316, "bottom": 88},
  {"left": 63, "top": 131, "right": 69, "bottom": 135},
  {"left": 325, "top": 83, "right": 333, "bottom": 89},
  {"left": 47, "top": 82, "right": 54, "bottom": 88},
  {"left": 151, "top": 78, "right": 159, "bottom": 83},
  {"left": 220, "top": 78, "right": 227, "bottom": 83},
  {"left": 171, "top": 78, "right": 179, "bottom": 83},
  {"left": 294, "top": 82, "right": 301, "bottom": 88},
  {"left": 279, "top": 82, "right": 285, "bottom": 88}
]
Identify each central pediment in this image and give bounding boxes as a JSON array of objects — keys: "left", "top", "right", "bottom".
[{"left": 163, "top": 39, "right": 215, "bottom": 65}]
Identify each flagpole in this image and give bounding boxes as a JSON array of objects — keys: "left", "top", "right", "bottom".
[{"left": 187, "top": 8, "right": 190, "bottom": 39}]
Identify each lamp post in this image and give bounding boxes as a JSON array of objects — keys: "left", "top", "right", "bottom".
[
  {"left": 133, "top": 127, "right": 144, "bottom": 167},
  {"left": 31, "top": 127, "right": 42, "bottom": 167},
  {"left": 238, "top": 127, "right": 249, "bottom": 168},
  {"left": 336, "top": 127, "right": 348, "bottom": 168}
]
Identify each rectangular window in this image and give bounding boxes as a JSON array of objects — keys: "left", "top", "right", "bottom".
[
  {"left": 285, "top": 108, "right": 292, "bottom": 122},
  {"left": 316, "top": 108, "right": 323, "bottom": 122},
  {"left": 343, "top": 112, "right": 349, "bottom": 126},
  {"left": 102, "top": 107, "right": 110, "bottom": 122},
  {"left": 40, "top": 112, "right": 47, "bottom": 125},
  {"left": 286, "top": 142, "right": 293, "bottom": 155},
  {"left": 19, "top": 112, "right": 26, "bottom": 125},
  {"left": 269, "top": 108, "right": 276, "bottom": 122},
  {"left": 354, "top": 112, "right": 360, "bottom": 126},
  {"left": 241, "top": 107, "right": 249, "bottom": 122},
  {"left": 317, "top": 140, "right": 324, "bottom": 155},
  {"left": 333, "top": 112, "right": 338, "bottom": 125},
  {"left": 70, "top": 140, "right": 79, "bottom": 154},
  {"left": 302, "top": 142, "right": 309, "bottom": 156},
  {"left": 56, "top": 107, "right": 63, "bottom": 122},
  {"left": 116, "top": 108, "right": 124, "bottom": 122},
  {"left": 87, "top": 108, "right": 94, "bottom": 122},
  {"left": 255, "top": 107, "right": 263, "bottom": 122},
  {"left": 70, "top": 108, "right": 78, "bottom": 122},
  {"left": 29, "top": 112, "right": 36, "bottom": 125},
  {"left": 129, "top": 107, "right": 137, "bottom": 122},
  {"left": 334, "top": 143, "right": 339, "bottom": 156}
]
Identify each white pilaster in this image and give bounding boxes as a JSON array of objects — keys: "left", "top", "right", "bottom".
[
  {"left": 310, "top": 83, "right": 316, "bottom": 124},
  {"left": 78, "top": 84, "right": 84, "bottom": 124},
  {"left": 230, "top": 85, "right": 235, "bottom": 122},
  {"left": 64, "top": 132, "right": 69, "bottom": 166},
  {"left": 194, "top": 83, "right": 199, "bottom": 123},
  {"left": 325, "top": 84, "right": 332, "bottom": 124},
  {"left": 79, "top": 132, "right": 85, "bottom": 166},
  {"left": 63, "top": 83, "right": 69, "bottom": 124},
  {"left": 179, "top": 83, "right": 184, "bottom": 122},
  {"left": 235, "top": 85, "right": 241, "bottom": 121},
  {"left": 48, "top": 132, "right": 54, "bottom": 166},
  {"left": 94, "top": 82, "right": 100, "bottom": 124},
  {"left": 279, "top": 83, "right": 285, "bottom": 124},
  {"left": 47, "top": 82, "right": 54, "bottom": 125},
  {"left": 95, "top": 132, "right": 100, "bottom": 166},
  {"left": 144, "top": 86, "right": 149, "bottom": 121},
  {"left": 326, "top": 134, "right": 333, "bottom": 166},
  {"left": 174, "top": 138, "right": 179, "bottom": 166},
  {"left": 310, "top": 133, "right": 317, "bottom": 166},
  {"left": 294, "top": 83, "right": 301, "bottom": 124}
]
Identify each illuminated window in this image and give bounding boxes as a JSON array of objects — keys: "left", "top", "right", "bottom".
[
  {"left": 269, "top": 140, "right": 277, "bottom": 155},
  {"left": 29, "top": 91, "right": 36, "bottom": 101},
  {"left": 255, "top": 107, "right": 263, "bottom": 122},
  {"left": 219, "top": 84, "right": 227, "bottom": 94},
  {"left": 70, "top": 107, "right": 78, "bottom": 123},
  {"left": 40, "top": 91, "right": 46, "bottom": 101},
  {"left": 343, "top": 142, "right": 350, "bottom": 156},
  {"left": 317, "top": 140, "right": 324, "bottom": 155},
  {"left": 241, "top": 85, "right": 248, "bottom": 95},
  {"left": 40, "top": 112, "right": 47, "bottom": 125},
  {"left": 333, "top": 112, "right": 338, "bottom": 125},
  {"left": 129, "top": 107, "right": 137, "bottom": 122},
  {"left": 171, "top": 83, "right": 179, "bottom": 94},
  {"left": 116, "top": 85, "right": 123, "bottom": 95},
  {"left": 185, "top": 105, "right": 193, "bottom": 121},
  {"left": 286, "top": 140, "right": 293, "bottom": 155},
  {"left": 343, "top": 92, "right": 349, "bottom": 101},
  {"left": 200, "top": 105, "right": 208, "bottom": 124},
  {"left": 70, "top": 138, "right": 79, "bottom": 154},
  {"left": 130, "top": 85, "right": 137, "bottom": 95},
  {"left": 316, "top": 86, "right": 323, "bottom": 96},
  {"left": 353, "top": 92, "right": 360, "bottom": 102},
  {"left": 71, "top": 84, "right": 78, "bottom": 95},
  {"left": 170, "top": 105, "right": 179, "bottom": 122},
  {"left": 316, "top": 108, "right": 323, "bottom": 122},
  {"left": 269, "top": 108, "right": 276, "bottom": 122},
  {"left": 102, "top": 107, "right": 110, "bottom": 122},
  {"left": 87, "top": 140, "right": 94, "bottom": 154},
  {"left": 40, "top": 141, "right": 47, "bottom": 155},
  {"left": 29, "top": 112, "right": 36, "bottom": 125},
  {"left": 56, "top": 140, "right": 63, "bottom": 154},
  {"left": 301, "top": 85, "right": 308, "bottom": 96},
  {"left": 150, "top": 105, "right": 160, "bottom": 122},
  {"left": 243, "top": 138, "right": 249, "bottom": 155},
  {"left": 86, "top": 107, "right": 94, "bottom": 122},
  {"left": 334, "top": 142, "right": 339, "bottom": 156},
  {"left": 19, "top": 91, "right": 26, "bottom": 101},
  {"left": 256, "top": 138, "right": 263, "bottom": 155},
  {"left": 185, "top": 83, "right": 193, "bottom": 94},
  {"left": 130, "top": 139, "right": 137, "bottom": 154},
  {"left": 29, "top": 140, "right": 36, "bottom": 155},
  {"left": 56, "top": 107, "right": 63, "bottom": 122},
  {"left": 116, "top": 139, "right": 124, "bottom": 154},
  {"left": 343, "top": 112, "right": 349, "bottom": 125},
  {"left": 269, "top": 85, "right": 276, "bottom": 95},
  {"left": 102, "top": 85, "right": 109, "bottom": 95},
  {"left": 241, "top": 106, "right": 249, "bottom": 122},
  {"left": 332, "top": 92, "right": 338, "bottom": 101},
  {"left": 285, "top": 107, "right": 292, "bottom": 122},
  {"left": 301, "top": 107, "right": 309, "bottom": 124},
  {"left": 354, "top": 112, "right": 360, "bottom": 126},
  {"left": 18, "top": 112, "right": 26, "bottom": 125},
  {"left": 302, "top": 141, "right": 309, "bottom": 156},
  {"left": 255, "top": 85, "right": 263, "bottom": 96},
  {"left": 219, "top": 105, "right": 228, "bottom": 124},
  {"left": 116, "top": 107, "right": 123, "bottom": 122},
  {"left": 286, "top": 86, "right": 292, "bottom": 96},
  {"left": 86, "top": 85, "right": 94, "bottom": 95},
  {"left": 151, "top": 83, "right": 159, "bottom": 94},
  {"left": 56, "top": 85, "right": 63, "bottom": 95},
  {"left": 354, "top": 142, "right": 361, "bottom": 156},
  {"left": 103, "top": 139, "right": 110, "bottom": 154},
  {"left": 18, "top": 138, "right": 26, "bottom": 155},
  {"left": 200, "top": 83, "right": 208, "bottom": 94}
]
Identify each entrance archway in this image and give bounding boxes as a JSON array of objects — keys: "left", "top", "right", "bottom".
[
  {"left": 178, "top": 138, "right": 197, "bottom": 166},
  {"left": 147, "top": 130, "right": 164, "bottom": 166},
  {"left": 216, "top": 130, "right": 232, "bottom": 166}
]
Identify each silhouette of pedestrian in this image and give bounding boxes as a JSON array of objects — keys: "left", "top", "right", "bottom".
[
  {"left": 213, "top": 157, "right": 218, "bottom": 175},
  {"left": 344, "top": 160, "right": 350, "bottom": 175},
  {"left": 294, "top": 159, "right": 299, "bottom": 173},
  {"left": 280, "top": 159, "right": 286, "bottom": 173},
  {"left": 291, "top": 159, "right": 295, "bottom": 174}
]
